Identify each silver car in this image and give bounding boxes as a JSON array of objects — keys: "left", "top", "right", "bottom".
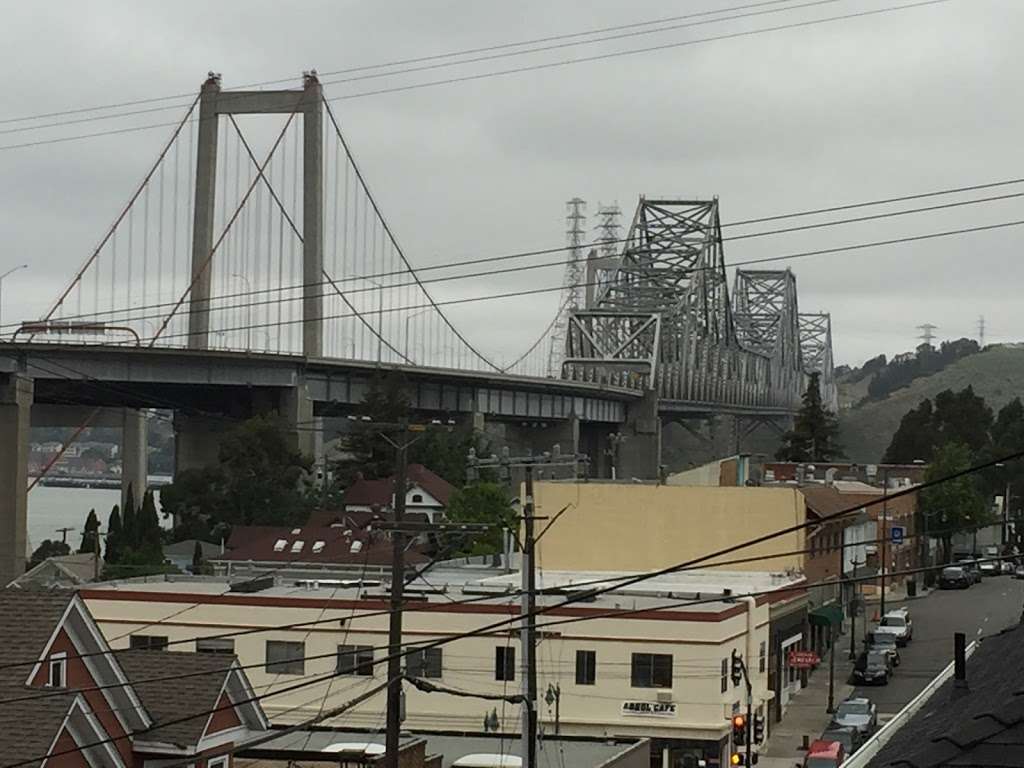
[{"left": 830, "top": 698, "right": 878, "bottom": 734}]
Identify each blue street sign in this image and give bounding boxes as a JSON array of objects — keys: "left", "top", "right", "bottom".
[{"left": 891, "top": 525, "right": 905, "bottom": 545}]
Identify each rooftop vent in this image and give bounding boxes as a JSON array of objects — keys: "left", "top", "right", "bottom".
[
  {"left": 350, "top": 540, "right": 364, "bottom": 554},
  {"left": 229, "top": 575, "right": 275, "bottom": 593}
]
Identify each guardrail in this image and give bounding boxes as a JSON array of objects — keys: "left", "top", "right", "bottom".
[{"left": 843, "top": 640, "right": 978, "bottom": 767}]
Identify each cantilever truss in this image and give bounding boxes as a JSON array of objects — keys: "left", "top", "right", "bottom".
[
  {"left": 798, "top": 313, "right": 838, "bottom": 410},
  {"left": 563, "top": 197, "right": 836, "bottom": 414}
]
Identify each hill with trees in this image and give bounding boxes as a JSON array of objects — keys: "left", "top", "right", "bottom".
[{"left": 837, "top": 344, "right": 1024, "bottom": 462}]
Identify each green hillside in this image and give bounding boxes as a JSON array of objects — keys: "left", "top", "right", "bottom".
[{"left": 838, "top": 345, "right": 1024, "bottom": 462}]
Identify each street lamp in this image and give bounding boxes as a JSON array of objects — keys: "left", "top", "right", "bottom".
[
  {"left": 231, "top": 273, "right": 252, "bottom": 351},
  {"left": 404, "top": 308, "right": 430, "bottom": 364},
  {"left": 0, "top": 264, "right": 28, "bottom": 331}
]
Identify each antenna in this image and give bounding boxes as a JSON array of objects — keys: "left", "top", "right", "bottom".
[{"left": 917, "top": 323, "right": 937, "bottom": 348}]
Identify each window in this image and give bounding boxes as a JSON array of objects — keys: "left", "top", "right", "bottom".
[
  {"left": 129, "top": 635, "right": 168, "bottom": 651},
  {"left": 290, "top": 540, "right": 305, "bottom": 554},
  {"left": 720, "top": 658, "right": 729, "bottom": 693},
  {"left": 759, "top": 641, "right": 767, "bottom": 674},
  {"left": 207, "top": 758, "right": 228, "bottom": 768},
  {"left": 631, "top": 653, "right": 672, "bottom": 689},
  {"left": 411, "top": 494, "right": 423, "bottom": 503},
  {"left": 575, "top": 650, "right": 596, "bottom": 685},
  {"left": 406, "top": 648, "right": 442, "bottom": 679},
  {"left": 350, "top": 540, "right": 363, "bottom": 554},
  {"left": 312, "top": 541, "right": 326, "bottom": 554},
  {"left": 266, "top": 641, "right": 305, "bottom": 675},
  {"left": 337, "top": 645, "right": 374, "bottom": 676},
  {"left": 495, "top": 646, "right": 516, "bottom": 681},
  {"left": 197, "top": 638, "right": 235, "bottom": 655},
  {"left": 273, "top": 539, "right": 288, "bottom": 552},
  {"left": 48, "top": 652, "right": 67, "bottom": 688}
]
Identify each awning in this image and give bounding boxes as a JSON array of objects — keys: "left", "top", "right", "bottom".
[{"left": 809, "top": 603, "right": 844, "bottom": 627}]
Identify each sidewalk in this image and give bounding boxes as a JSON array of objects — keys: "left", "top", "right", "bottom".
[{"left": 759, "top": 646, "right": 856, "bottom": 768}]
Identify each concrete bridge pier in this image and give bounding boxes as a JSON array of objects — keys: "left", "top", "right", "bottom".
[
  {"left": 616, "top": 389, "right": 661, "bottom": 481},
  {"left": 121, "top": 409, "right": 148, "bottom": 510},
  {"left": 0, "top": 374, "right": 32, "bottom": 584}
]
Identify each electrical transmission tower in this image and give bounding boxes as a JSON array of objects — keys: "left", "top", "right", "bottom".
[
  {"left": 547, "top": 198, "right": 587, "bottom": 377},
  {"left": 595, "top": 203, "right": 622, "bottom": 258},
  {"left": 917, "top": 323, "right": 938, "bottom": 348}
]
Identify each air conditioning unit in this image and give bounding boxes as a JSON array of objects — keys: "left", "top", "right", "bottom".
[{"left": 656, "top": 691, "right": 674, "bottom": 703}]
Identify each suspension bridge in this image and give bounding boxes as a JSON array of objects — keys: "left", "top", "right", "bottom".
[{"left": 0, "top": 72, "right": 834, "bottom": 581}]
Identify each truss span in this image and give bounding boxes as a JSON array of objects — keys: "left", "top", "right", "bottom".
[{"left": 563, "top": 197, "right": 836, "bottom": 414}]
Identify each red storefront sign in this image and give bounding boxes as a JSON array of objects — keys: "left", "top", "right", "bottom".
[{"left": 787, "top": 649, "right": 820, "bottom": 669}]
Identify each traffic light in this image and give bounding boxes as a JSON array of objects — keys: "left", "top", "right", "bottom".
[
  {"left": 732, "top": 714, "right": 747, "bottom": 747},
  {"left": 753, "top": 714, "right": 766, "bottom": 744},
  {"left": 729, "top": 753, "right": 745, "bottom": 766},
  {"left": 731, "top": 650, "right": 745, "bottom": 687}
]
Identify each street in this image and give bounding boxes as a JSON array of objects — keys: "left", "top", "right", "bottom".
[{"left": 850, "top": 576, "right": 1024, "bottom": 718}]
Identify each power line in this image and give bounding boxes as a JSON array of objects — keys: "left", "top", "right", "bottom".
[
  {"left": 0, "top": 0, "right": 846, "bottom": 138},
  {"left": 11, "top": 174, "right": 1022, "bottom": 335},
  {"left": 0, "top": 0, "right": 953, "bottom": 152},
  {"left": 0, "top": 0, "right": 810, "bottom": 127}
]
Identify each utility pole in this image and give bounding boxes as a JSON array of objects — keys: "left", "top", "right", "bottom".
[
  {"left": 385, "top": 432, "right": 409, "bottom": 768},
  {"left": 468, "top": 446, "right": 588, "bottom": 768},
  {"left": 826, "top": 623, "right": 837, "bottom": 713},
  {"left": 880, "top": 467, "right": 888, "bottom": 618},
  {"left": 849, "top": 555, "right": 863, "bottom": 661},
  {"left": 54, "top": 527, "right": 74, "bottom": 544}
]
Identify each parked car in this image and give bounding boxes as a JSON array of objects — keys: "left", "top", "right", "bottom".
[
  {"left": 852, "top": 650, "right": 891, "bottom": 685},
  {"left": 865, "top": 631, "right": 901, "bottom": 667},
  {"left": 940, "top": 566, "right": 972, "bottom": 589},
  {"left": 803, "top": 740, "right": 846, "bottom": 768},
  {"left": 830, "top": 697, "right": 878, "bottom": 734},
  {"left": 960, "top": 560, "right": 983, "bottom": 583},
  {"left": 979, "top": 559, "right": 999, "bottom": 577},
  {"left": 1001, "top": 561, "right": 1015, "bottom": 575},
  {"left": 821, "top": 726, "right": 865, "bottom": 756},
  {"left": 877, "top": 609, "right": 913, "bottom": 645},
  {"left": 1015, "top": 564, "right": 1024, "bottom": 580}
]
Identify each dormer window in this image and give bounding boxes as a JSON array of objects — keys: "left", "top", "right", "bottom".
[
  {"left": 273, "top": 539, "right": 288, "bottom": 552},
  {"left": 48, "top": 652, "right": 67, "bottom": 688},
  {"left": 411, "top": 494, "right": 423, "bottom": 503},
  {"left": 291, "top": 540, "right": 305, "bottom": 554}
]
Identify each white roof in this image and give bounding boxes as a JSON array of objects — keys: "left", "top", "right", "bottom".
[
  {"left": 453, "top": 755, "right": 523, "bottom": 768},
  {"left": 322, "top": 742, "right": 386, "bottom": 755}
]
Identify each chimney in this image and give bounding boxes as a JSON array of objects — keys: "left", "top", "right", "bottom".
[{"left": 952, "top": 632, "right": 968, "bottom": 696}]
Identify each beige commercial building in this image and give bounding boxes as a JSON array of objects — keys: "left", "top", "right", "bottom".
[
  {"left": 83, "top": 562, "right": 805, "bottom": 768},
  {"left": 532, "top": 482, "right": 807, "bottom": 574}
]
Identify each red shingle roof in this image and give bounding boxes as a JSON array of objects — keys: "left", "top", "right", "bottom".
[
  {"left": 341, "top": 464, "right": 456, "bottom": 508},
  {"left": 217, "top": 524, "right": 429, "bottom": 566}
]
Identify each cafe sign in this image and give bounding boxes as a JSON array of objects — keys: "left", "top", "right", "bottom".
[{"left": 621, "top": 700, "right": 678, "bottom": 718}]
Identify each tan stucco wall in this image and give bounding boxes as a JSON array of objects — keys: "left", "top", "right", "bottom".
[{"left": 533, "top": 483, "right": 806, "bottom": 572}]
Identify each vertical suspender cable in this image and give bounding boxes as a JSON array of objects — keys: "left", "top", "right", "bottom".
[
  {"left": 331, "top": 123, "right": 341, "bottom": 358},
  {"left": 142, "top": 182, "right": 150, "bottom": 337},
  {"left": 275, "top": 142, "right": 285, "bottom": 353},
  {"left": 158, "top": 152, "right": 165, "bottom": 323},
  {"left": 127, "top": 208, "right": 134, "bottom": 324}
]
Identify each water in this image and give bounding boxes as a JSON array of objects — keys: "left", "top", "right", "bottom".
[{"left": 27, "top": 486, "right": 166, "bottom": 553}]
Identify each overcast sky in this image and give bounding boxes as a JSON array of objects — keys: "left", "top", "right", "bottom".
[{"left": 1, "top": 0, "right": 1021, "bottom": 367}]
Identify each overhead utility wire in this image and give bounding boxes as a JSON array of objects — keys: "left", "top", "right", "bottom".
[
  {"left": 139, "top": 217, "right": 1024, "bottom": 345},
  {"left": 11, "top": 183, "right": 1022, "bottom": 335},
  {"left": 0, "top": 0, "right": 953, "bottom": 152},
  {"left": 0, "top": 0, "right": 845, "bottom": 138},
  {"left": 0, "top": 0, "right": 807, "bottom": 126}
]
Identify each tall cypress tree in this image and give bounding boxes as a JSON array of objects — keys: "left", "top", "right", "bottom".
[
  {"left": 105, "top": 505, "right": 122, "bottom": 562},
  {"left": 121, "top": 485, "right": 138, "bottom": 548},
  {"left": 137, "top": 490, "right": 163, "bottom": 558},
  {"left": 78, "top": 509, "right": 100, "bottom": 554}
]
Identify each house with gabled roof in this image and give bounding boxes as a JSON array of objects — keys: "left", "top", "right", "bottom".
[{"left": 0, "top": 588, "right": 268, "bottom": 767}]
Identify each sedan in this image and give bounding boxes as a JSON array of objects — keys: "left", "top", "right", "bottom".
[
  {"left": 940, "top": 566, "right": 972, "bottom": 589},
  {"left": 979, "top": 560, "right": 999, "bottom": 577},
  {"left": 1015, "top": 565, "right": 1024, "bottom": 580},
  {"left": 865, "top": 631, "right": 901, "bottom": 667},
  {"left": 851, "top": 650, "right": 891, "bottom": 686},
  {"left": 830, "top": 697, "right": 878, "bottom": 734},
  {"left": 821, "top": 726, "right": 864, "bottom": 756},
  {"left": 1001, "top": 561, "right": 1015, "bottom": 575}
]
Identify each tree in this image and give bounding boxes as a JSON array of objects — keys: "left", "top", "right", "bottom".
[
  {"left": 121, "top": 486, "right": 138, "bottom": 548},
  {"left": 105, "top": 505, "right": 123, "bottom": 562},
  {"left": 775, "top": 373, "right": 843, "bottom": 462},
  {"left": 933, "top": 386, "right": 992, "bottom": 453},
  {"left": 883, "top": 399, "right": 938, "bottom": 463},
  {"left": 335, "top": 371, "right": 413, "bottom": 484},
  {"left": 28, "top": 539, "right": 71, "bottom": 569},
  {"left": 160, "top": 415, "right": 313, "bottom": 538},
  {"left": 136, "top": 491, "right": 163, "bottom": 560},
  {"left": 191, "top": 540, "right": 209, "bottom": 575},
  {"left": 78, "top": 509, "right": 100, "bottom": 555},
  {"left": 445, "top": 483, "right": 517, "bottom": 556},
  {"left": 921, "top": 442, "right": 989, "bottom": 563}
]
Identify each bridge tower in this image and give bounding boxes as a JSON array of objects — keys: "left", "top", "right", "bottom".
[{"left": 189, "top": 72, "right": 324, "bottom": 357}]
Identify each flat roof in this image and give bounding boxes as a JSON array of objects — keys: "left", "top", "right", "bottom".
[{"left": 244, "top": 730, "right": 644, "bottom": 768}]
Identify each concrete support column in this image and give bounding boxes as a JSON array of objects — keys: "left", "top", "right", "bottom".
[
  {"left": 174, "top": 412, "right": 224, "bottom": 474},
  {"left": 281, "top": 381, "right": 316, "bottom": 459},
  {"left": 188, "top": 74, "right": 221, "bottom": 350},
  {"left": 616, "top": 389, "right": 661, "bottom": 481},
  {"left": 0, "top": 374, "right": 32, "bottom": 584},
  {"left": 121, "top": 409, "right": 148, "bottom": 510},
  {"left": 302, "top": 73, "right": 324, "bottom": 358}
]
